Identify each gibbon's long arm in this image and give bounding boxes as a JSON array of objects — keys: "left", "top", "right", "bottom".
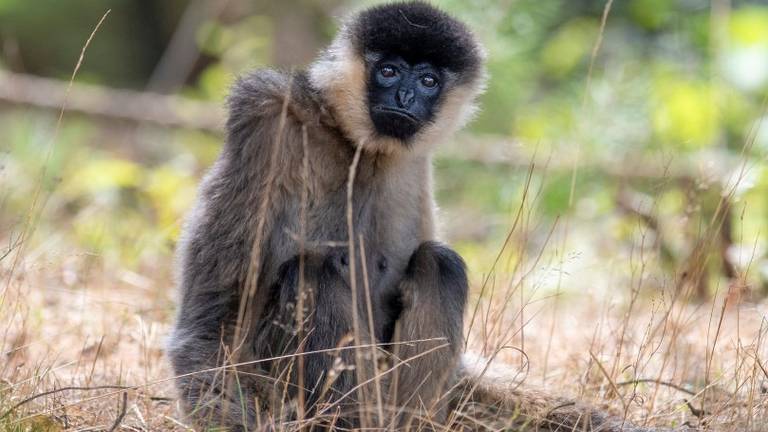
[
  {"left": 169, "top": 70, "right": 299, "bottom": 427},
  {"left": 390, "top": 242, "right": 468, "bottom": 428}
]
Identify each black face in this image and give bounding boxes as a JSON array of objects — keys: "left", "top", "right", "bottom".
[{"left": 368, "top": 56, "right": 443, "bottom": 141}]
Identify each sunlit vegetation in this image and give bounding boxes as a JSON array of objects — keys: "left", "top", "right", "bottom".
[{"left": 1, "top": 0, "right": 768, "bottom": 430}]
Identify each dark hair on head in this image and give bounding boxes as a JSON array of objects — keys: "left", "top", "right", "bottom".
[{"left": 350, "top": 1, "right": 483, "bottom": 82}]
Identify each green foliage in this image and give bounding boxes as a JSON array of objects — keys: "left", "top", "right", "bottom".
[
  {"left": 0, "top": 113, "right": 207, "bottom": 269},
  {"left": 629, "top": 0, "right": 674, "bottom": 30},
  {"left": 1, "top": 0, "right": 768, "bottom": 291},
  {"left": 729, "top": 6, "right": 768, "bottom": 45},
  {"left": 540, "top": 18, "right": 599, "bottom": 79},
  {"left": 650, "top": 73, "right": 718, "bottom": 149},
  {"left": 194, "top": 15, "right": 273, "bottom": 100}
]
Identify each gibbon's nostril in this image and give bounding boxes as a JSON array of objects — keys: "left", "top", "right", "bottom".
[
  {"left": 339, "top": 253, "right": 349, "bottom": 267},
  {"left": 397, "top": 88, "right": 415, "bottom": 108},
  {"left": 377, "top": 257, "right": 388, "bottom": 272}
]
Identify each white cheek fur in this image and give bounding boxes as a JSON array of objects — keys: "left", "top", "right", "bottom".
[{"left": 309, "top": 27, "right": 487, "bottom": 157}]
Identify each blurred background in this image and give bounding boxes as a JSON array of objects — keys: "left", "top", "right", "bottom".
[
  {"left": 2, "top": 0, "right": 768, "bottom": 429},
  {"left": 2, "top": 0, "right": 767, "bottom": 299}
]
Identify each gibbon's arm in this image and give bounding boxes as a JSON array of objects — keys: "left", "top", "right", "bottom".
[
  {"left": 390, "top": 242, "right": 469, "bottom": 427},
  {"left": 173, "top": 69, "right": 297, "bottom": 343},
  {"left": 168, "top": 70, "right": 300, "bottom": 427}
]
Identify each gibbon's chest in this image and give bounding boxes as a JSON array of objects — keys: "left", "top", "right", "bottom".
[
  {"left": 274, "top": 152, "right": 426, "bottom": 288},
  {"left": 302, "top": 166, "right": 422, "bottom": 249}
]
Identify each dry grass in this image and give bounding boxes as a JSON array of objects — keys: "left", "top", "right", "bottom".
[
  {"left": 1, "top": 236, "right": 767, "bottom": 431},
  {"left": 6, "top": 149, "right": 766, "bottom": 432},
  {"left": 2, "top": 5, "right": 767, "bottom": 431},
  {"left": 2, "top": 63, "right": 767, "bottom": 432}
]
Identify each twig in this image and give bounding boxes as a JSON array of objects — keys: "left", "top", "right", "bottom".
[
  {"left": 588, "top": 351, "right": 627, "bottom": 411},
  {"left": 570, "top": 0, "right": 614, "bottom": 205},
  {"left": 615, "top": 379, "right": 697, "bottom": 396},
  {"left": 358, "top": 235, "right": 385, "bottom": 426},
  {"left": 1, "top": 9, "right": 111, "bottom": 306},
  {"left": 465, "top": 159, "right": 536, "bottom": 349},
  {"left": 345, "top": 140, "right": 367, "bottom": 425},
  {"left": 108, "top": 392, "right": 128, "bottom": 432},
  {"left": 684, "top": 399, "right": 708, "bottom": 419},
  {"left": 295, "top": 123, "right": 310, "bottom": 426},
  {"left": 0, "top": 385, "right": 130, "bottom": 420},
  {"left": 0, "top": 71, "right": 223, "bottom": 132}
]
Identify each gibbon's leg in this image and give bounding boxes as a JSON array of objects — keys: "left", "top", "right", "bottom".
[
  {"left": 270, "top": 252, "right": 377, "bottom": 428},
  {"left": 168, "top": 302, "right": 268, "bottom": 430},
  {"left": 390, "top": 241, "right": 469, "bottom": 427}
]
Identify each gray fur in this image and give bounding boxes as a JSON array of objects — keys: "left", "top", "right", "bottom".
[
  {"left": 168, "top": 3, "right": 678, "bottom": 431},
  {"left": 168, "top": 60, "right": 470, "bottom": 428}
]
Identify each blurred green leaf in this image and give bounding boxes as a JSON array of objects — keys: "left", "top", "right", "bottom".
[
  {"left": 651, "top": 74, "right": 719, "bottom": 149},
  {"left": 61, "top": 158, "right": 141, "bottom": 197},
  {"left": 729, "top": 6, "right": 768, "bottom": 46},
  {"left": 629, "top": 0, "right": 673, "bottom": 30},
  {"left": 145, "top": 164, "right": 197, "bottom": 239},
  {"left": 540, "top": 18, "right": 598, "bottom": 79}
]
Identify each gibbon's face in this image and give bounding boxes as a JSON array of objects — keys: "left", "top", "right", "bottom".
[{"left": 367, "top": 55, "right": 443, "bottom": 142}]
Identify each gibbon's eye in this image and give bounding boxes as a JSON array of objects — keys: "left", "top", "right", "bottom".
[
  {"left": 380, "top": 65, "right": 396, "bottom": 78},
  {"left": 420, "top": 74, "right": 438, "bottom": 88}
]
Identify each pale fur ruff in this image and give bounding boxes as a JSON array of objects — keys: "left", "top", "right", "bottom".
[{"left": 309, "top": 25, "right": 487, "bottom": 156}]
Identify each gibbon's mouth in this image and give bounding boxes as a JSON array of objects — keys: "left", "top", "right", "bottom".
[
  {"left": 372, "top": 106, "right": 420, "bottom": 124},
  {"left": 370, "top": 106, "right": 422, "bottom": 141}
]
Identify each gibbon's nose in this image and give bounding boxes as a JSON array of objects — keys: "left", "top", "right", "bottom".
[{"left": 397, "top": 88, "right": 415, "bottom": 108}]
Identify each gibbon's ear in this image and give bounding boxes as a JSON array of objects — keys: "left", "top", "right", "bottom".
[{"left": 309, "top": 1, "right": 487, "bottom": 155}]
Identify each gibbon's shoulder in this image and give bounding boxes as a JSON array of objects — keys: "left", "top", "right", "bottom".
[
  {"left": 226, "top": 69, "right": 291, "bottom": 130},
  {"left": 226, "top": 69, "right": 336, "bottom": 135}
]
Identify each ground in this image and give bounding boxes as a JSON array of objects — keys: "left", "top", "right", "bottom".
[{"left": 2, "top": 241, "right": 766, "bottom": 431}]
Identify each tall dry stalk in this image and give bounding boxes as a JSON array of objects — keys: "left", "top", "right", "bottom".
[{"left": 344, "top": 141, "right": 370, "bottom": 427}]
